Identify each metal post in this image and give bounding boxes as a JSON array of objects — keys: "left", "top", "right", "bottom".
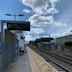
[
  {"left": 49, "top": 34, "right": 51, "bottom": 51},
  {"left": 0, "top": 20, "right": 3, "bottom": 72},
  {"left": 14, "top": 15, "right": 16, "bottom": 21},
  {"left": 0, "top": 20, "right": 5, "bottom": 72}
]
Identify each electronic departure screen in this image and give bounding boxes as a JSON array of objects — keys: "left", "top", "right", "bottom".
[{"left": 7, "top": 22, "right": 30, "bottom": 31}]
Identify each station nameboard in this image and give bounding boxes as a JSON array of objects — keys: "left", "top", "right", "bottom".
[{"left": 7, "top": 22, "right": 30, "bottom": 31}]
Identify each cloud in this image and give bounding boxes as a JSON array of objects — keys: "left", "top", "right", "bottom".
[
  {"left": 21, "top": 0, "right": 59, "bottom": 15},
  {"left": 24, "top": 27, "right": 45, "bottom": 41},
  {"left": 21, "top": 0, "right": 48, "bottom": 15},
  {"left": 46, "top": 7, "right": 59, "bottom": 15},
  {"left": 20, "top": 0, "right": 66, "bottom": 41},
  {"left": 52, "top": 21, "right": 67, "bottom": 27},
  {"left": 29, "top": 14, "right": 67, "bottom": 28},
  {"left": 25, "top": 35, "right": 35, "bottom": 41},
  {"left": 29, "top": 14, "right": 54, "bottom": 26},
  {"left": 23, "top": 9, "right": 31, "bottom": 13},
  {"left": 31, "top": 28, "right": 45, "bottom": 34},
  {"left": 50, "top": 0, "right": 59, "bottom": 8},
  {"left": 52, "top": 28, "right": 72, "bottom": 38},
  {"left": 21, "top": 0, "right": 61, "bottom": 27},
  {"left": 25, "top": 27, "right": 45, "bottom": 35},
  {"left": 24, "top": 27, "right": 72, "bottom": 41}
]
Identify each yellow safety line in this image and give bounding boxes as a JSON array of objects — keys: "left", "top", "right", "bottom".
[{"left": 28, "top": 47, "right": 58, "bottom": 72}]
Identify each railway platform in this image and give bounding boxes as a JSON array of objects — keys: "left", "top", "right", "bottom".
[{"left": 7, "top": 46, "right": 58, "bottom": 72}]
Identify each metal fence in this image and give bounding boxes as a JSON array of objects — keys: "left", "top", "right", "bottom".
[{"left": 0, "top": 30, "right": 19, "bottom": 72}]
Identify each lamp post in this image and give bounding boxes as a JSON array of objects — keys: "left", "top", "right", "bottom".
[
  {"left": 5, "top": 14, "right": 24, "bottom": 21},
  {"left": 5, "top": 13, "right": 25, "bottom": 33},
  {"left": 5, "top": 13, "right": 25, "bottom": 52}
]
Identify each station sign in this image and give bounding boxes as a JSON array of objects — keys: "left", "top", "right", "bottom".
[{"left": 7, "top": 22, "right": 30, "bottom": 31}]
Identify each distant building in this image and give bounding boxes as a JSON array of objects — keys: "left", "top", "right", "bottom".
[{"left": 56, "top": 34, "right": 72, "bottom": 46}]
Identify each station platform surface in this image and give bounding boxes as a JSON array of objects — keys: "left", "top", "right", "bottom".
[
  {"left": 7, "top": 46, "right": 57, "bottom": 72},
  {"left": 7, "top": 47, "right": 32, "bottom": 72}
]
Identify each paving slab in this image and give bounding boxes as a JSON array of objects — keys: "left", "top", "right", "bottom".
[{"left": 7, "top": 48, "right": 32, "bottom": 72}]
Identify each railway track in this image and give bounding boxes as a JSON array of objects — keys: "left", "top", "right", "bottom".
[
  {"left": 32, "top": 48, "right": 72, "bottom": 72},
  {"left": 43, "top": 50, "right": 72, "bottom": 62}
]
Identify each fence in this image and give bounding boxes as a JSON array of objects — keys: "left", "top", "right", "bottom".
[{"left": 0, "top": 30, "right": 19, "bottom": 72}]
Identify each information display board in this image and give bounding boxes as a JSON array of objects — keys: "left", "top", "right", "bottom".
[{"left": 7, "top": 22, "right": 30, "bottom": 31}]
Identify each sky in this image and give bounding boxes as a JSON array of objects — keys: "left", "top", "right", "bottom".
[{"left": 0, "top": 0, "right": 72, "bottom": 41}]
